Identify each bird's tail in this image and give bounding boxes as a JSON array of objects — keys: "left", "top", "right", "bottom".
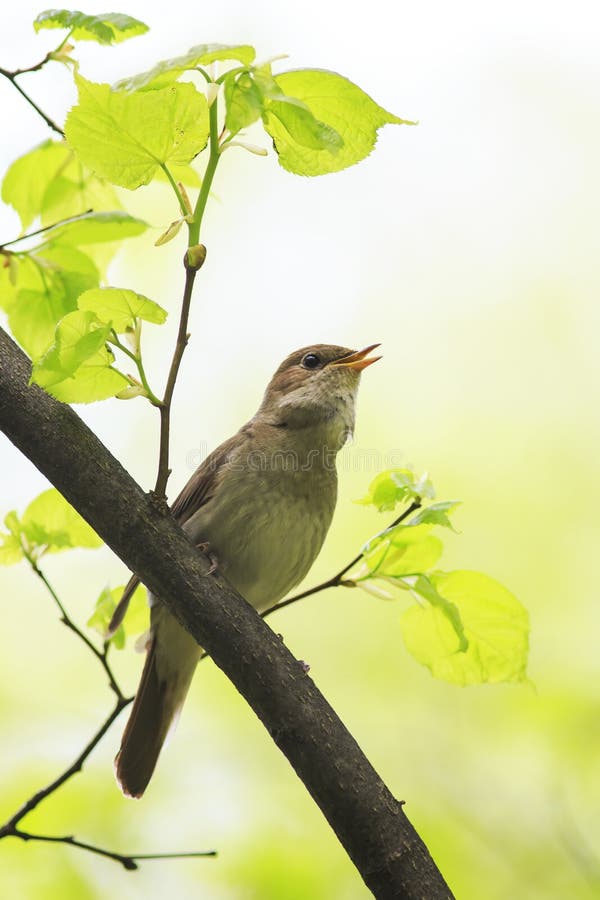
[{"left": 115, "top": 610, "right": 201, "bottom": 798}]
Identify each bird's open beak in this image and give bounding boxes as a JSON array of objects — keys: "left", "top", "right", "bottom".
[{"left": 329, "top": 344, "right": 382, "bottom": 372}]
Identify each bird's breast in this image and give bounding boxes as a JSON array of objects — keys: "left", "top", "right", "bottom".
[{"left": 183, "top": 460, "right": 337, "bottom": 611}]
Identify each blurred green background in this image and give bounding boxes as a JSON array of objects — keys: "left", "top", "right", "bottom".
[{"left": 2, "top": 1, "right": 600, "bottom": 897}]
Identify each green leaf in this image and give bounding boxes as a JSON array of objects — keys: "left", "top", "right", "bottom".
[
  {"left": 267, "top": 97, "right": 344, "bottom": 152},
  {"left": 401, "top": 571, "right": 529, "bottom": 685},
  {"left": 65, "top": 77, "right": 209, "bottom": 189},
  {"left": 409, "top": 501, "right": 461, "bottom": 531},
  {"left": 42, "top": 210, "right": 148, "bottom": 245},
  {"left": 9, "top": 288, "right": 76, "bottom": 359},
  {"left": 6, "top": 245, "right": 100, "bottom": 358},
  {"left": 31, "top": 310, "right": 128, "bottom": 402},
  {"left": 88, "top": 583, "right": 148, "bottom": 648},
  {"left": 262, "top": 69, "right": 415, "bottom": 176},
  {"left": 78, "top": 287, "right": 167, "bottom": 332},
  {"left": 0, "top": 255, "right": 45, "bottom": 314},
  {"left": 224, "top": 72, "right": 265, "bottom": 134},
  {"left": 35, "top": 243, "right": 101, "bottom": 298},
  {"left": 0, "top": 512, "right": 24, "bottom": 566},
  {"left": 1, "top": 140, "right": 71, "bottom": 231},
  {"left": 33, "top": 10, "right": 148, "bottom": 45},
  {"left": 410, "top": 574, "right": 468, "bottom": 652},
  {"left": 360, "top": 523, "right": 444, "bottom": 578},
  {"left": 115, "top": 43, "right": 256, "bottom": 92},
  {"left": 357, "top": 468, "right": 434, "bottom": 512},
  {"left": 22, "top": 488, "right": 102, "bottom": 553}
]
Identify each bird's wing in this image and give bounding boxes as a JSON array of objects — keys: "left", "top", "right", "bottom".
[
  {"left": 170, "top": 429, "right": 246, "bottom": 527},
  {"left": 108, "top": 426, "right": 252, "bottom": 636}
]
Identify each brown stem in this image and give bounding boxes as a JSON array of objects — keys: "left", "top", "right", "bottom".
[
  {"left": 0, "top": 67, "right": 64, "bottom": 137},
  {"left": 5, "top": 829, "right": 215, "bottom": 871},
  {"left": 28, "top": 559, "right": 125, "bottom": 700},
  {"left": 154, "top": 260, "right": 201, "bottom": 498},
  {"left": 261, "top": 499, "right": 422, "bottom": 618}
]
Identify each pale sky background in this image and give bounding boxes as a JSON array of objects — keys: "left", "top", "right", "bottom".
[{"left": 1, "top": 3, "right": 600, "bottom": 898}]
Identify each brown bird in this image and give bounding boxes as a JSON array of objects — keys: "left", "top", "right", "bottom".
[{"left": 113, "top": 343, "right": 381, "bottom": 798}]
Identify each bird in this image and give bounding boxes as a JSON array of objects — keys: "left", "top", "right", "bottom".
[{"left": 113, "top": 342, "right": 381, "bottom": 798}]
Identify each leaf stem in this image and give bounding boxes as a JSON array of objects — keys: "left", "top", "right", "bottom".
[
  {"left": 159, "top": 163, "right": 188, "bottom": 217},
  {"left": 153, "top": 90, "right": 221, "bottom": 499},
  {"left": 109, "top": 330, "right": 162, "bottom": 407},
  {"left": 188, "top": 97, "right": 220, "bottom": 246}
]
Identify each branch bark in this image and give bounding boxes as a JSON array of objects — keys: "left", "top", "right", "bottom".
[{"left": 0, "top": 327, "right": 453, "bottom": 900}]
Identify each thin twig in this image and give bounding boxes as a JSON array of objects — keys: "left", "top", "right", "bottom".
[
  {"left": 0, "top": 209, "right": 93, "bottom": 251},
  {"left": 0, "top": 697, "right": 129, "bottom": 835},
  {"left": 0, "top": 67, "right": 64, "bottom": 137},
  {"left": 154, "top": 263, "right": 198, "bottom": 498},
  {"left": 28, "top": 558, "right": 125, "bottom": 700},
  {"left": 261, "top": 500, "right": 422, "bottom": 618},
  {"left": 4, "top": 829, "right": 216, "bottom": 871}
]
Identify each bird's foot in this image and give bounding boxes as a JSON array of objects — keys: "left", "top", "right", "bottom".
[{"left": 196, "top": 541, "right": 219, "bottom": 575}]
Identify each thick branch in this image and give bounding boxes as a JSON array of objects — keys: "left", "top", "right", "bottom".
[{"left": 0, "top": 328, "right": 453, "bottom": 900}]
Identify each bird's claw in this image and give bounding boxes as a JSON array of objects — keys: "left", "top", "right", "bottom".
[{"left": 196, "top": 541, "right": 219, "bottom": 575}]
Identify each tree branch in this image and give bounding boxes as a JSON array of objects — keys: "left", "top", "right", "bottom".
[
  {"left": 0, "top": 66, "right": 64, "bottom": 137},
  {"left": 0, "top": 570, "right": 214, "bottom": 870},
  {"left": 0, "top": 327, "right": 454, "bottom": 899},
  {"left": 5, "top": 828, "right": 215, "bottom": 871},
  {"left": 27, "top": 557, "right": 125, "bottom": 699}
]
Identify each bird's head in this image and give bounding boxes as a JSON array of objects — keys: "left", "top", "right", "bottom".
[{"left": 257, "top": 343, "right": 381, "bottom": 446}]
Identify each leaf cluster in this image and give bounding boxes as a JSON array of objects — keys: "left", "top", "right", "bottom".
[{"left": 354, "top": 470, "right": 529, "bottom": 685}]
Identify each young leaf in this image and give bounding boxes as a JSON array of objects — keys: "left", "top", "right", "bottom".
[
  {"left": 400, "top": 571, "right": 529, "bottom": 685},
  {"left": 35, "top": 243, "right": 101, "bottom": 300},
  {"left": 31, "top": 310, "right": 128, "bottom": 402},
  {"left": 115, "top": 43, "right": 256, "bottom": 92},
  {"left": 33, "top": 10, "right": 148, "bottom": 45},
  {"left": 262, "top": 69, "right": 415, "bottom": 176},
  {"left": 357, "top": 468, "right": 434, "bottom": 512},
  {"left": 224, "top": 72, "right": 264, "bottom": 134},
  {"left": 267, "top": 97, "right": 344, "bottom": 152},
  {"left": 21, "top": 488, "right": 102, "bottom": 552},
  {"left": 0, "top": 513, "right": 24, "bottom": 566},
  {"left": 1, "top": 140, "right": 71, "bottom": 231},
  {"left": 9, "top": 288, "right": 76, "bottom": 359},
  {"left": 88, "top": 583, "right": 148, "bottom": 648},
  {"left": 409, "top": 501, "right": 461, "bottom": 531},
  {"left": 65, "top": 77, "right": 210, "bottom": 189},
  {"left": 78, "top": 287, "right": 167, "bottom": 332},
  {"left": 39, "top": 157, "right": 124, "bottom": 228},
  {"left": 357, "top": 523, "right": 444, "bottom": 579},
  {"left": 7, "top": 245, "right": 100, "bottom": 358}
]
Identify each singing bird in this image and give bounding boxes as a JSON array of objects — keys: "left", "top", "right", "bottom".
[{"left": 113, "top": 343, "right": 381, "bottom": 797}]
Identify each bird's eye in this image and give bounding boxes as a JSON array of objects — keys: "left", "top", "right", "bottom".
[{"left": 301, "top": 353, "right": 321, "bottom": 370}]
